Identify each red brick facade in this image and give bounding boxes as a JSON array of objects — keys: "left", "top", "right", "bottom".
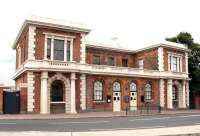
[{"left": 86, "top": 75, "right": 159, "bottom": 111}]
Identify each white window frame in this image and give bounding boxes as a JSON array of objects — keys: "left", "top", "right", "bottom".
[
  {"left": 130, "top": 82, "right": 137, "bottom": 92},
  {"left": 113, "top": 81, "right": 121, "bottom": 92},
  {"left": 44, "top": 33, "right": 75, "bottom": 62},
  {"left": 94, "top": 81, "right": 103, "bottom": 101},
  {"left": 138, "top": 59, "right": 144, "bottom": 69},
  {"left": 168, "top": 52, "right": 182, "bottom": 72},
  {"left": 144, "top": 84, "right": 152, "bottom": 100}
]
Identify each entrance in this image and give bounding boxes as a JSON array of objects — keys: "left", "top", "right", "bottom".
[
  {"left": 113, "top": 81, "right": 121, "bottom": 112},
  {"left": 172, "top": 85, "right": 178, "bottom": 109},
  {"left": 129, "top": 82, "right": 137, "bottom": 111},
  {"left": 113, "top": 92, "right": 121, "bottom": 112}
]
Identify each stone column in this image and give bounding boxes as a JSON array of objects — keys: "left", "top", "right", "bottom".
[
  {"left": 70, "top": 73, "right": 77, "bottom": 114},
  {"left": 80, "top": 74, "right": 86, "bottom": 110},
  {"left": 186, "top": 81, "right": 190, "bottom": 107},
  {"left": 167, "top": 79, "right": 173, "bottom": 109},
  {"left": 159, "top": 79, "right": 165, "bottom": 108},
  {"left": 40, "top": 72, "right": 48, "bottom": 114},
  {"left": 179, "top": 80, "right": 186, "bottom": 108}
]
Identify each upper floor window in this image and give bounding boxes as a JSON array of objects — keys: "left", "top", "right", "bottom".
[
  {"left": 138, "top": 59, "right": 144, "bottom": 69},
  {"left": 144, "top": 84, "right": 152, "bottom": 100},
  {"left": 94, "top": 81, "right": 103, "bottom": 101},
  {"left": 169, "top": 54, "right": 182, "bottom": 72},
  {"left": 113, "top": 81, "right": 121, "bottom": 92},
  {"left": 122, "top": 58, "right": 128, "bottom": 67},
  {"left": 108, "top": 56, "right": 114, "bottom": 66},
  {"left": 45, "top": 33, "right": 74, "bottom": 61},
  {"left": 47, "top": 38, "right": 51, "bottom": 59},
  {"left": 17, "top": 46, "right": 21, "bottom": 66},
  {"left": 93, "top": 55, "right": 100, "bottom": 65}
]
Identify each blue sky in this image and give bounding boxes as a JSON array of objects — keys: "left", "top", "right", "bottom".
[{"left": 1, "top": 0, "right": 200, "bottom": 85}]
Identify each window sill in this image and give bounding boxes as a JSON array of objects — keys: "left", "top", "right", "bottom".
[
  {"left": 50, "top": 101, "right": 65, "bottom": 104},
  {"left": 93, "top": 100, "right": 106, "bottom": 103}
]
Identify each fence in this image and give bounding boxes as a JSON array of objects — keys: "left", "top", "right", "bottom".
[{"left": 126, "top": 106, "right": 161, "bottom": 116}]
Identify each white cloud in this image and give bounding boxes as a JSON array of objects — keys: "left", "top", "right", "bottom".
[{"left": 0, "top": 0, "right": 200, "bottom": 85}]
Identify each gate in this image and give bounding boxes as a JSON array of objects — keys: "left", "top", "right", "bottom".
[{"left": 3, "top": 91, "right": 20, "bottom": 114}]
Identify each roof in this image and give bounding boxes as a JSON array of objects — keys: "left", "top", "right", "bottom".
[
  {"left": 86, "top": 40, "right": 190, "bottom": 53},
  {"left": 12, "top": 16, "right": 91, "bottom": 49}
]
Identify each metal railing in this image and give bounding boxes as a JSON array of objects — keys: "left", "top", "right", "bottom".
[{"left": 126, "top": 106, "right": 161, "bottom": 116}]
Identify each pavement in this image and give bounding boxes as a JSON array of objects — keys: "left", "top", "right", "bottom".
[
  {"left": 0, "top": 109, "right": 199, "bottom": 120},
  {"left": 0, "top": 125, "right": 200, "bottom": 136}
]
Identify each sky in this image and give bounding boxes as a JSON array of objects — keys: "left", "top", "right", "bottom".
[{"left": 0, "top": 0, "right": 200, "bottom": 85}]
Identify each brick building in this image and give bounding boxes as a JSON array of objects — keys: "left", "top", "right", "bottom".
[{"left": 12, "top": 16, "right": 190, "bottom": 114}]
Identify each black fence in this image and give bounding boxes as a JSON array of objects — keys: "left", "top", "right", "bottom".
[{"left": 126, "top": 106, "right": 161, "bottom": 116}]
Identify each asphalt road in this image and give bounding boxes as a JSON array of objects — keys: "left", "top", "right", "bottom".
[{"left": 0, "top": 113, "right": 200, "bottom": 132}]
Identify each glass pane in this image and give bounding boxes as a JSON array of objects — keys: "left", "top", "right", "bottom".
[
  {"left": 54, "top": 39, "right": 64, "bottom": 60},
  {"left": 67, "top": 41, "right": 70, "bottom": 61}
]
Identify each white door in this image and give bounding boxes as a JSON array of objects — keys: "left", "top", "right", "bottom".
[
  {"left": 113, "top": 92, "right": 121, "bottom": 112},
  {"left": 130, "top": 92, "right": 137, "bottom": 111}
]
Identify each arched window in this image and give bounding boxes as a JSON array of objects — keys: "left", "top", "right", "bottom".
[
  {"left": 130, "top": 82, "right": 137, "bottom": 92},
  {"left": 51, "top": 80, "right": 64, "bottom": 102},
  {"left": 172, "top": 85, "right": 177, "bottom": 100},
  {"left": 145, "top": 84, "right": 152, "bottom": 100},
  {"left": 113, "top": 81, "right": 121, "bottom": 92},
  {"left": 94, "top": 81, "right": 103, "bottom": 101}
]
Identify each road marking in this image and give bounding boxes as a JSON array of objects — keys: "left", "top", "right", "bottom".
[
  {"left": 90, "top": 126, "right": 165, "bottom": 131},
  {"left": 0, "top": 122, "right": 16, "bottom": 125},
  {"left": 130, "top": 117, "right": 171, "bottom": 121},
  {"left": 48, "top": 120, "right": 109, "bottom": 125},
  {"left": 130, "top": 114, "right": 200, "bottom": 122}
]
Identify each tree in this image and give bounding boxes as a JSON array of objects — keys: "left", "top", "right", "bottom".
[{"left": 166, "top": 32, "right": 200, "bottom": 108}]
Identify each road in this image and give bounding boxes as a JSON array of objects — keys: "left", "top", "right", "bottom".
[{"left": 0, "top": 113, "right": 200, "bottom": 132}]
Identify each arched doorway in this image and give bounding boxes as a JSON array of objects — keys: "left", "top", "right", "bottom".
[
  {"left": 47, "top": 73, "right": 71, "bottom": 114},
  {"left": 172, "top": 85, "right": 178, "bottom": 109},
  {"left": 50, "top": 80, "right": 65, "bottom": 113}
]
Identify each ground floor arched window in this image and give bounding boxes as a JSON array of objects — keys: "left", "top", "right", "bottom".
[{"left": 51, "top": 80, "right": 64, "bottom": 102}]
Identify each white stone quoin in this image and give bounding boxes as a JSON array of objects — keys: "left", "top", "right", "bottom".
[
  {"left": 27, "top": 72, "right": 35, "bottom": 112},
  {"left": 167, "top": 79, "right": 173, "bottom": 109},
  {"left": 28, "top": 26, "right": 36, "bottom": 60},
  {"left": 70, "top": 73, "right": 77, "bottom": 113},
  {"left": 80, "top": 74, "right": 86, "bottom": 110},
  {"left": 40, "top": 71, "right": 48, "bottom": 114},
  {"left": 159, "top": 79, "right": 165, "bottom": 107},
  {"left": 158, "top": 47, "right": 164, "bottom": 71},
  {"left": 80, "top": 33, "right": 86, "bottom": 64}
]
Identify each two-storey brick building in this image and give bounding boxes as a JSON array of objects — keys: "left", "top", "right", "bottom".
[{"left": 12, "top": 16, "right": 190, "bottom": 114}]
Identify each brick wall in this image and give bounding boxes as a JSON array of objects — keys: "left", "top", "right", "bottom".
[
  {"left": 20, "top": 87, "right": 27, "bottom": 113},
  {"left": 16, "top": 26, "right": 29, "bottom": 69},
  {"left": 135, "top": 48, "right": 158, "bottom": 70},
  {"left": 35, "top": 27, "right": 81, "bottom": 62},
  {"left": 86, "top": 48, "right": 135, "bottom": 67},
  {"left": 86, "top": 75, "right": 159, "bottom": 111},
  {"left": 194, "top": 93, "right": 200, "bottom": 109}
]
